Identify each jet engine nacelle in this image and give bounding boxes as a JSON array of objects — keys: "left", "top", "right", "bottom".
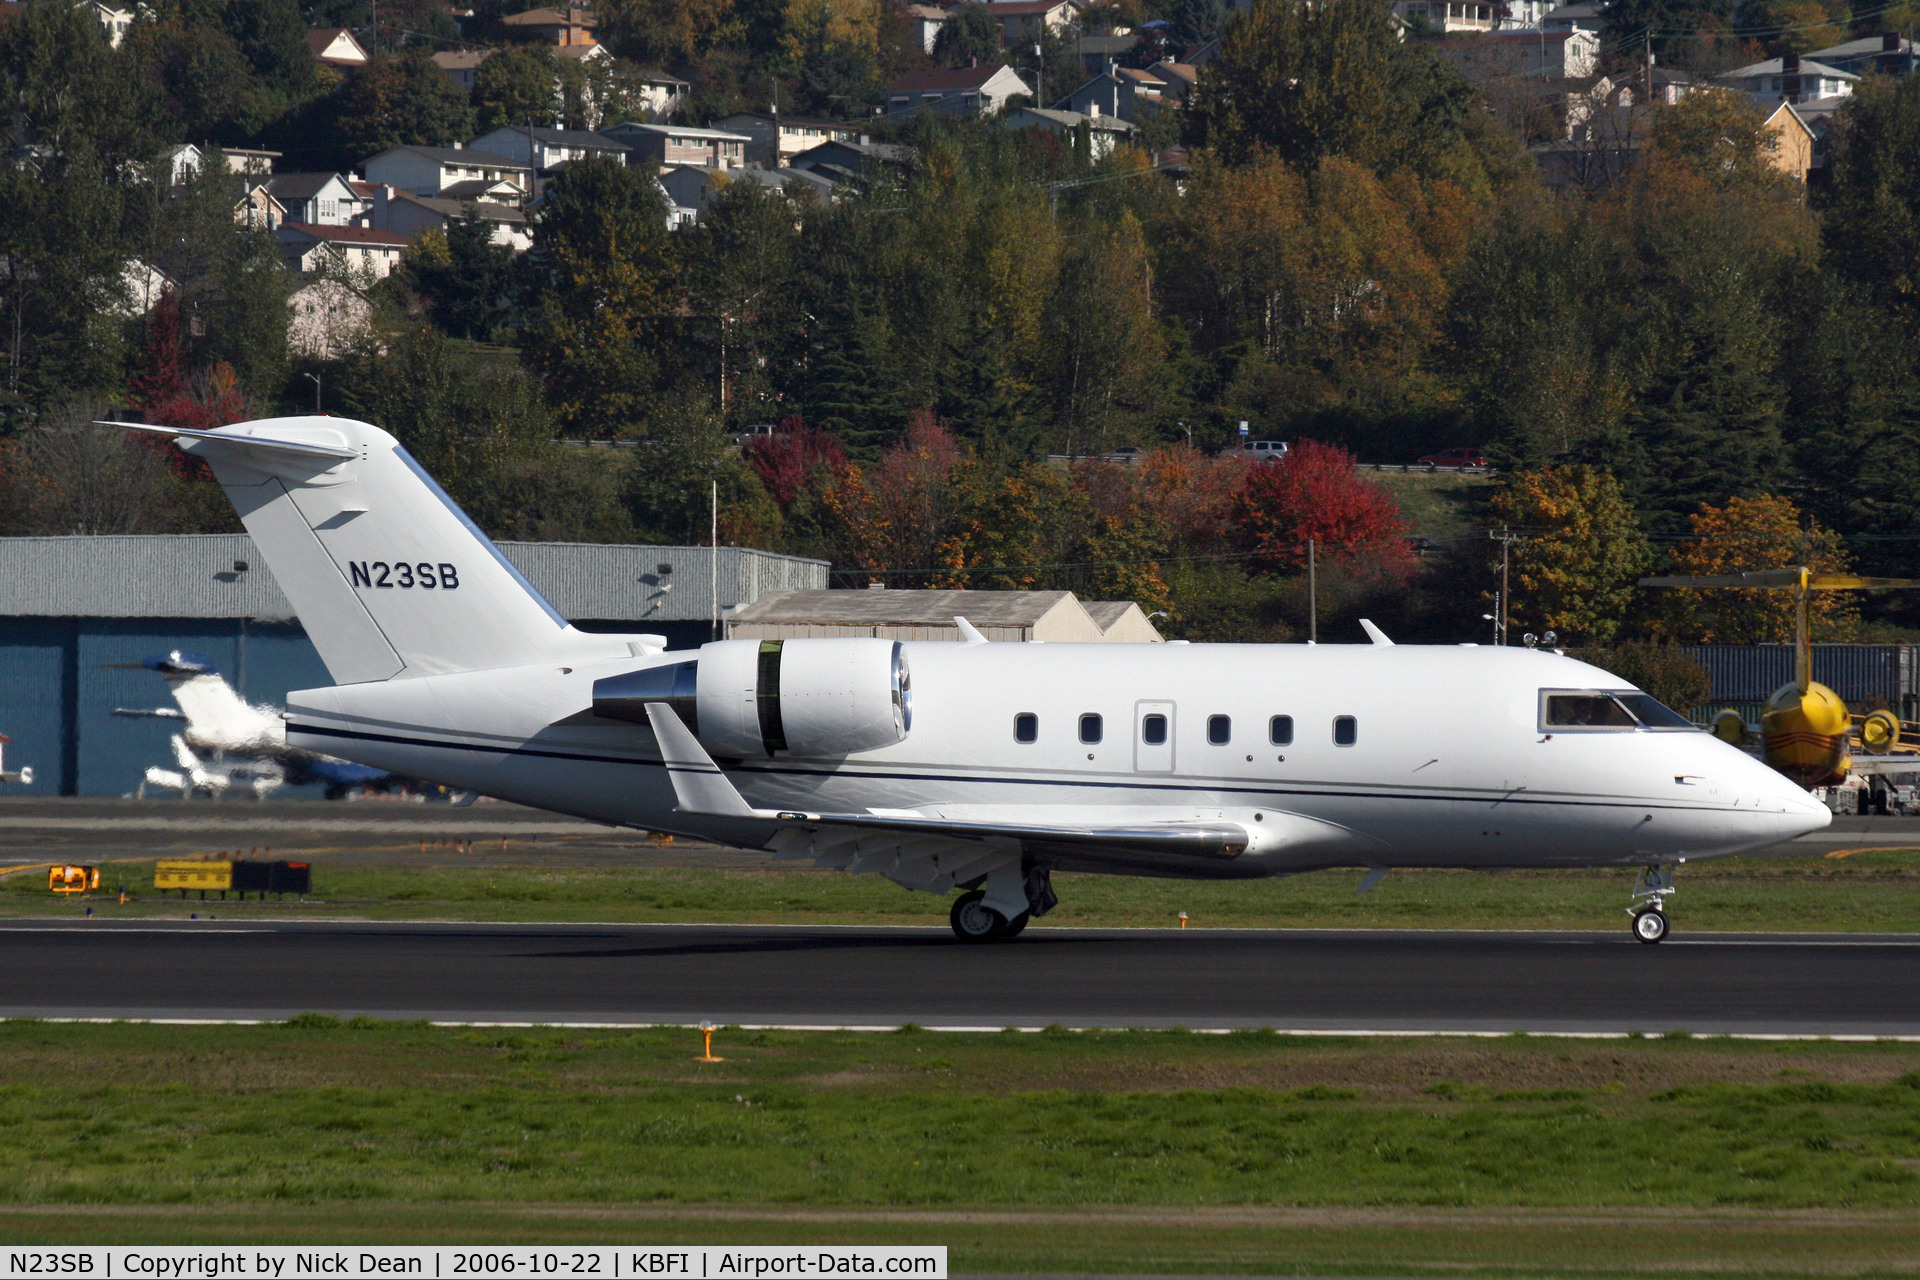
[{"left": 592, "top": 637, "right": 911, "bottom": 759}]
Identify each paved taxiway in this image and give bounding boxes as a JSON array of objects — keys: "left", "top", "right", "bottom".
[{"left": 1, "top": 920, "right": 1917, "bottom": 1035}]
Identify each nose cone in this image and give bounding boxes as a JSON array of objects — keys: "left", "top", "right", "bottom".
[{"left": 1738, "top": 743, "right": 1833, "bottom": 842}]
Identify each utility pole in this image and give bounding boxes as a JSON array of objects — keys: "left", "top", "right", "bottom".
[
  {"left": 1489, "top": 525, "right": 1524, "bottom": 646},
  {"left": 1307, "top": 538, "right": 1317, "bottom": 644},
  {"left": 710, "top": 480, "right": 720, "bottom": 642},
  {"left": 1644, "top": 29, "right": 1653, "bottom": 103}
]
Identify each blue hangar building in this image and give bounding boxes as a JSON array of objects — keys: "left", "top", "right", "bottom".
[{"left": 0, "top": 535, "right": 826, "bottom": 797}]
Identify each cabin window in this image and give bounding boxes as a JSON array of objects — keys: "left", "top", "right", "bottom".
[
  {"left": 1333, "top": 716, "right": 1357, "bottom": 746},
  {"left": 1142, "top": 713, "right": 1168, "bottom": 745},
  {"left": 1079, "top": 713, "right": 1103, "bottom": 744},
  {"left": 1542, "top": 692, "right": 1637, "bottom": 729},
  {"left": 1014, "top": 713, "right": 1039, "bottom": 743},
  {"left": 1207, "top": 715, "right": 1231, "bottom": 744},
  {"left": 1270, "top": 715, "right": 1294, "bottom": 746}
]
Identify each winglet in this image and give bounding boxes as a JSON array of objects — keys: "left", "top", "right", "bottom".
[
  {"left": 954, "top": 616, "right": 989, "bottom": 645},
  {"left": 644, "top": 702, "right": 767, "bottom": 819},
  {"left": 94, "top": 420, "right": 359, "bottom": 461},
  {"left": 1359, "top": 619, "right": 1394, "bottom": 646}
]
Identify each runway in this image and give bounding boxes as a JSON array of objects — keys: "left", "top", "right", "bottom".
[{"left": 3, "top": 920, "right": 1918, "bottom": 1035}]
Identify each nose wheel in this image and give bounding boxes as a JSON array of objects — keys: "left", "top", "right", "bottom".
[{"left": 1628, "top": 863, "right": 1675, "bottom": 944}]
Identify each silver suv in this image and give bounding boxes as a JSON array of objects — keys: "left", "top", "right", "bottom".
[{"left": 1241, "top": 439, "right": 1289, "bottom": 461}]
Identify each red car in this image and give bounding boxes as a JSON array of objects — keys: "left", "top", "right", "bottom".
[{"left": 1417, "top": 447, "right": 1488, "bottom": 469}]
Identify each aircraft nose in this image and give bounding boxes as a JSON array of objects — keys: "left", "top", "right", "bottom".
[{"left": 1759, "top": 767, "right": 1832, "bottom": 839}]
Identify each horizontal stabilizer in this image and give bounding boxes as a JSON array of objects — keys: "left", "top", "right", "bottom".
[{"left": 97, "top": 421, "right": 359, "bottom": 461}]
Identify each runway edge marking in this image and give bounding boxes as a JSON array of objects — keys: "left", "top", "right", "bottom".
[{"left": 5, "top": 1016, "right": 1920, "bottom": 1041}]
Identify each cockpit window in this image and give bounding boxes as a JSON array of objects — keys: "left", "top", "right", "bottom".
[
  {"left": 1542, "top": 692, "right": 1639, "bottom": 729},
  {"left": 1540, "top": 690, "right": 1699, "bottom": 732},
  {"left": 1616, "top": 692, "right": 1698, "bottom": 730}
]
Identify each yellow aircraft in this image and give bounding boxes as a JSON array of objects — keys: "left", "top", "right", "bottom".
[{"left": 1640, "top": 568, "right": 1920, "bottom": 788}]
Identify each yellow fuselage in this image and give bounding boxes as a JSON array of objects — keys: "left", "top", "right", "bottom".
[{"left": 1761, "top": 680, "right": 1852, "bottom": 787}]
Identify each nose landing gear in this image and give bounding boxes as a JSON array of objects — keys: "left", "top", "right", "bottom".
[{"left": 1629, "top": 863, "right": 1674, "bottom": 943}]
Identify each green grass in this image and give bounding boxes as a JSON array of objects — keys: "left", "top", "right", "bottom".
[
  {"left": 2, "top": 1023, "right": 1920, "bottom": 1273},
  {"left": 1370, "top": 469, "right": 1494, "bottom": 542},
  {"left": 9, "top": 848, "right": 1920, "bottom": 931}
]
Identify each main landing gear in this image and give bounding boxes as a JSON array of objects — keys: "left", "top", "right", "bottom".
[
  {"left": 1628, "top": 863, "right": 1675, "bottom": 944},
  {"left": 949, "top": 864, "right": 1057, "bottom": 942}
]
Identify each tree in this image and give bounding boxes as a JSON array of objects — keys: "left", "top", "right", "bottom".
[
  {"left": 680, "top": 177, "right": 801, "bottom": 420},
  {"left": 406, "top": 210, "right": 516, "bottom": 340},
  {"left": 334, "top": 51, "right": 477, "bottom": 159},
  {"left": 744, "top": 421, "right": 849, "bottom": 510},
  {"left": 1485, "top": 466, "right": 1652, "bottom": 645},
  {"left": 519, "top": 157, "right": 675, "bottom": 434},
  {"left": 1042, "top": 210, "right": 1164, "bottom": 456},
  {"left": 1600, "top": 0, "right": 1732, "bottom": 58},
  {"left": 1820, "top": 74, "right": 1920, "bottom": 326},
  {"left": 1647, "top": 88, "right": 1793, "bottom": 196},
  {"left": 473, "top": 44, "right": 557, "bottom": 132},
  {"left": 823, "top": 412, "right": 964, "bottom": 580},
  {"left": 1229, "top": 439, "right": 1413, "bottom": 580},
  {"left": 1183, "top": 0, "right": 1510, "bottom": 185},
  {"left": 932, "top": 3, "right": 1002, "bottom": 69},
  {"left": 1655, "top": 494, "right": 1858, "bottom": 644},
  {"left": 1163, "top": 0, "right": 1224, "bottom": 55},
  {"left": 1578, "top": 641, "right": 1711, "bottom": 711}
]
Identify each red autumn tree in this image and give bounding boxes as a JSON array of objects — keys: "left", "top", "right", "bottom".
[
  {"left": 824, "top": 413, "right": 964, "bottom": 581},
  {"left": 1230, "top": 439, "right": 1415, "bottom": 581},
  {"left": 743, "top": 418, "right": 850, "bottom": 511}
]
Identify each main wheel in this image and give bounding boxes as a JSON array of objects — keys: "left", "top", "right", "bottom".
[
  {"left": 1633, "top": 908, "right": 1669, "bottom": 944},
  {"left": 999, "top": 910, "right": 1031, "bottom": 939},
  {"left": 950, "top": 890, "right": 1006, "bottom": 942}
]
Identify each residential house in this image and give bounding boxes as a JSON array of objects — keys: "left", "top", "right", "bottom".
[
  {"left": 1072, "top": 33, "right": 1138, "bottom": 75},
  {"left": 233, "top": 179, "right": 285, "bottom": 231},
  {"left": 500, "top": 6, "right": 597, "bottom": 45},
  {"left": 306, "top": 27, "right": 370, "bottom": 68},
  {"left": 1184, "top": 37, "right": 1221, "bottom": 65},
  {"left": 1001, "top": 106, "right": 1137, "bottom": 158},
  {"left": 265, "top": 172, "right": 371, "bottom": 225},
  {"left": 881, "top": 64, "right": 1032, "bottom": 117},
  {"left": 374, "top": 188, "right": 532, "bottom": 251},
  {"left": 275, "top": 223, "right": 411, "bottom": 279},
  {"left": 1389, "top": 0, "right": 1495, "bottom": 32},
  {"left": 1605, "top": 65, "right": 1699, "bottom": 106},
  {"left": 362, "top": 145, "right": 531, "bottom": 198},
  {"left": 81, "top": 1, "right": 131, "bottom": 47},
  {"left": 905, "top": 3, "right": 948, "bottom": 53},
  {"left": 1717, "top": 52, "right": 1857, "bottom": 104},
  {"left": 287, "top": 279, "right": 371, "bottom": 360},
  {"left": 1807, "top": 33, "right": 1916, "bottom": 76},
  {"left": 711, "top": 112, "right": 864, "bottom": 166},
  {"left": 625, "top": 67, "right": 692, "bottom": 118},
  {"left": 1150, "top": 60, "right": 1198, "bottom": 102},
  {"left": 788, "top": 138, "right": 914, "bottom": 183},
  {"left": 1541, "top": 0, "right": 1605, "bottom": 34},
  {"left": 1432, "top": 29, "right": 1600, "bottom": 84},
  {"left": 986, "top": 0, "right": 1076, "bottom": 44},
  {"left": 159, "top": 143, "right": 283, "bottom": 186},
  {"left": 470, "top": 125, "right": 632, "bottom": 174},
  {"left": 432, "top": 49, "right": 496, "bottom": 91},
  {"left": 598, "top": 122, "right": 750, "bottom": 169},
  {"left": 1061, "top": 70, "right": 1162, "bottom": 122},
  {"left": 1761, "top": 100, "right": 1818, "bottom": 185},
  {"left": 1530, "top": 104, "right": 1647, "bottom": 190},
  {"left": 656, "top": 164, "right": 835, "bottom": 227}
]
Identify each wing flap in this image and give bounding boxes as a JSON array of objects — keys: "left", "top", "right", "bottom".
[{"left": 642, "top": 701, "right": 1249, "bottom": 859}]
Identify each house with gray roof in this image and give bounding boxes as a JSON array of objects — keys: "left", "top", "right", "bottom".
[
  {"left": 726, "top": 588, "right": 1164, "bottom": 643},
  {"left": 362, "top": 145, "right": 531, "bottom": 198}
]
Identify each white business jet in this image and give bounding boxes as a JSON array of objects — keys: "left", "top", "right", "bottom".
[{"left": 106, "top": 416, "right": 1830, "bottom": 943}]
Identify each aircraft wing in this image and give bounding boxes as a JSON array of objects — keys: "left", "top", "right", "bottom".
[{"left": 642, "top": 702, "right": 1251, "bottom": 861}]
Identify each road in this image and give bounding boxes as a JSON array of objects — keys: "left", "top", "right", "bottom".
[{"left": 3, "top": 920, "right": 1917, "bottom": 1034}]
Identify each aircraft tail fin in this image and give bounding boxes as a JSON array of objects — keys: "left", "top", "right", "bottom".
[{"left": 114, "top": 417, "right": 586, "bottom": 684}]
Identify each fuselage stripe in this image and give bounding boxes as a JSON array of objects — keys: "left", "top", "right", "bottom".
[{"left": 287, "top": 721, "right": 1770, "bottom": 817}]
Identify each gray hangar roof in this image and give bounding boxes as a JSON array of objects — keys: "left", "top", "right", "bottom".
[
  {"left": 727, "top": 588, "right": 1163, "bottom": 643},
  {"left": 0, "top": 535, "right": 826, "bottom": 624}
]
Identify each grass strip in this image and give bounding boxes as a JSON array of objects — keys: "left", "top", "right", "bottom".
[
  {"left": 6, "top": 850, "right": 1920, "bottom": 931},
  {"left": 5, "top": 1022, "right": 1920, "bottom": 1273}
]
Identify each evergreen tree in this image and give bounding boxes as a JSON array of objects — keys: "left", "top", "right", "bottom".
[
  {"left": 473, "top": 45, "right": 558, "bottom": 131},
  {"left": 932, "top": 4, "right": 1003, "bottom": 68},
  {"left": 334, "top": 51, "right": 478, "bottom": 160},
  {"left": 519, "top": 157, "right": 675, "bottom": 435},
  {"left": 408, "top": 209, "right": 517, "bottom": 340}
]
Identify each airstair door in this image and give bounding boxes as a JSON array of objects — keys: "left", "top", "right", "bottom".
[{"left": 1135, "top": 701, "right": 1175, "bottom": 774}]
